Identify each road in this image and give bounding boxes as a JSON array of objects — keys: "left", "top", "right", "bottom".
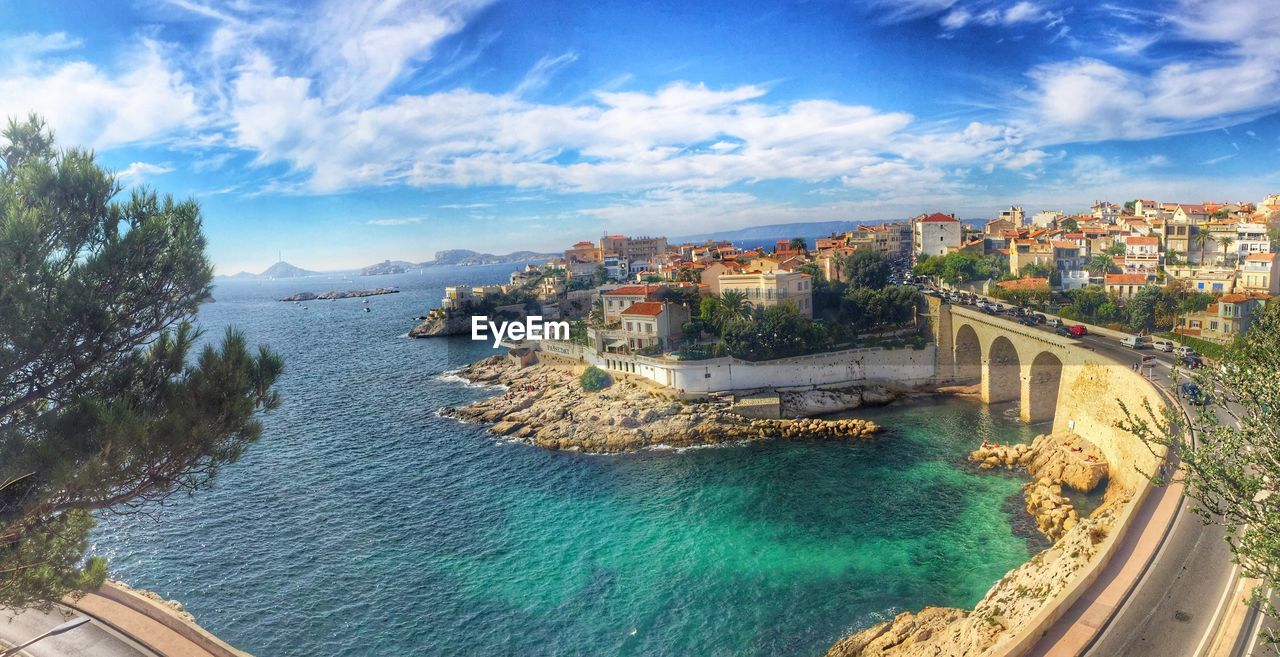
[
  {"left": 0, "top": 605, "right": 156, "bottom": 657},
  {"left": 950, "top": 291, "right": 1244, "bottom": 657}
]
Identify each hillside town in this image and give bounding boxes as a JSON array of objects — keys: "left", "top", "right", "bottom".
[{"left": 417, "top": 193, "right": 1280, "bottom": 357}]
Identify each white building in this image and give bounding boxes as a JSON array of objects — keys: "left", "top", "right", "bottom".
[
  {"left": 1030, "top": 210, "right": 1063, "bottom": 228},
  {"left": 912, "top": 212, "right": 963, "bottom": 258}
]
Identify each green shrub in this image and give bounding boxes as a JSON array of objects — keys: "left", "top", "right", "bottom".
[{"left": 579, "top": 365, "right": 613, "bottom": 392}]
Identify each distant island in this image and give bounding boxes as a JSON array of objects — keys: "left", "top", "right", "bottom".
[
  {"left": 224, "top": 261, "right": 319, "bottom": 279},
  {"left": 279, "top": 288, "right": 400, "bottom": 302},
  {"left": 359, "top": 249, "right": 557, "bottom": 276}
]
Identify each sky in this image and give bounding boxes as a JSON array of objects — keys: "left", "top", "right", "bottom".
[{"left": 2, "top": 0, "right": 1279, "bottom": 273}]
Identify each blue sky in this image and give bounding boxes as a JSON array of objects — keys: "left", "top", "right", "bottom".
[{"left": 2, "top": 0, "right": 1279, "bottom": 273}]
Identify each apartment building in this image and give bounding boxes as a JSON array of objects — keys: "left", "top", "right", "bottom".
[
  {"left": 912, "top": 212, "right": 963, "bottom": 258},
  {"left": 717, "top": 270, "right": 814, "bottom": 318},
  {"left": 1178, "top": 293, "right": 1272, "bottom": 344},
  {"left": 1240, "top": 253, "right": 1280, "bottom": 295}
]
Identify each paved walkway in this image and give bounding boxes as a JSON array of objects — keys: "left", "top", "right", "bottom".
[
  {"left": 63, "top": 590, "right": 223, "bottom": 657},
  {"left": 0, "top": 605, "right": 154, "bottom": 657}
]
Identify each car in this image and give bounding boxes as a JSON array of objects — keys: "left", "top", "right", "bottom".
[
  {"left": 992, "top": 303, "right": 1005, "bottom": 312},
  {"left": 1121, "top": 335, "right": 1152, "bottom": 349},
  {"left": 1153, "top": 339, "right": 1175, "bottom": 352},
  {"left": 1045, "top": 318, "right": 1063, "bottom": 328},
  {"left": 1033, "top": 313, "right": 1047, "bottom": 324},
  {"left": 1018, "top": 315, "right": 1039, "bottom": 326},
  {"left": 1181, "top": 355, "right": 1204, "bottom": 369},
  {"left": 1056, "top": 324, "right": 1085, "bottom": 338},
  {"left": 1068, "top": 324, "right": 1087, "bottom": 337},
  {"left": 1174, "top": 345, "right": 1197, "bottom": 358},
  {"left": 1179, "top": 381, "right": 1210, "bottom": 405}
]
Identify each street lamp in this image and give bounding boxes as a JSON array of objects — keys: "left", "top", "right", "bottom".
[{"left": 0, "top": 616, "right": 91, "bottom": 657}]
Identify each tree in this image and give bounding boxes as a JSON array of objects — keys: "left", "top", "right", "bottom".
[
  {"left": 789, "top": 237, "right": 808, "bottom": 252},
  {"left": 589, "top": 298, "right": 605, "bottom": 327},
  {"left": 840, "top": 250, "right": 890, "bottom": 290},
  {"left": 1059, "top": 217, "right": 1079, "bottom": 232},
  {"left": 1191, "top": 229, "right": 1210, "bottom": 265},
  {"left": 720, "top": 304, "right": 826, "bottom": 361},
  {"left": 1086, "top": 253, "right": 1116, "bottom": 277},
  {"left": 593, "top": 265, "right": 607, "bottom": 285},
  {"left": 1217, "top": 235, "right": 1236, "bottom": 265},
  {"left": 0, "top": 116, "right": 282, "bottom": 608},
  {"left": 712, "top": 290, "right": 752, "bottom": 330},
  {"left": 1120, "top": 301, "right": 1280, "bottom": 649},
  {"left": 579, "top": 366, "right": 612, "bottom": 392},
  {"left": 1106, "top": 242, "right": 1127, "bottom": 257}
]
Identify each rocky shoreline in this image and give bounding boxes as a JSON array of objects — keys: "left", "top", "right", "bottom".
[
  {"left": 827, "top": 431, "right": 1119, "bottom": 657},
  {"left": 440, "top": 355, "right": 880, "bottom": 451}
]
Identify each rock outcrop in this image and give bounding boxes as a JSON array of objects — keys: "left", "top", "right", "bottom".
[
  {"left": 1024, "top": 478, "right": 1080, "bottom": 542},
  {"left": 968, "top": 432, "right": 1107, "bottom": 494},
  {"left": 409, "top": 313, "right": 475, "bottom": 337},
  {"left": 280, "top": 288, "right": 398, "bottom": 302},
  {"left": 779, "top": 385, "right": 901, "bottom": 416},
  {"left": 441, "top": 355, "right": 881, "bottom": 452}
]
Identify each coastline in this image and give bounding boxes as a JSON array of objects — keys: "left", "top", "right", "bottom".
[{"left": 439, "top": 354, "right": 882, "bottom": 452}]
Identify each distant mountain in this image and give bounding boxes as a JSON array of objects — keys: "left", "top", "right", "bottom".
[
  {"left": 258, "top": 261, "right": 318, "bottom": 278},
  {"left": 672, "top": 220, "right": 881, "bottom": 243},
  {"left": 423, "top": 249, "right": 557, "bottom": 266},
  {"left": 360, "top": 260, "right": 419, "bottom": 276},
  {"left": 217, "top": 261, "right": 319, "bottom": 280}
]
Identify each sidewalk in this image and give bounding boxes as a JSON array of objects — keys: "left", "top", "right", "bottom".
[
  {"left": 61, "top": 583, "right": 249, "bottom": 657},
  {"left": 1024, "top": 474, "right": 1186, "bottom": 655}
]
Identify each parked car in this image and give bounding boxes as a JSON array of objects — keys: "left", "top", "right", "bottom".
[
  {"left": 1056, "top": 324, "right": 1086, "bottom": 338},
  {"left": 1153, "top": 339, "right": 1175, "bottom": 352},
  {"left": 1045, "top": 318, "right": 1063, "bottom": 328},
  {"left": 1032, "top": 313, "right": 1047, "bottom": 324},
  {"left": 1018, "top": 316, "right": 1039, "bottom": 327},
  {"left": 1174, "top": 345, "right": 1197, "bottom": 358},
  {"left": 1121, "top": 335, "right": 1153, "bottom": 349},
  {"left": 1181, "top": 355, "right": 1204, "bottom": 369},
  {"left": 1179, "top": 381, "right": 1210, "bottom": 405}
]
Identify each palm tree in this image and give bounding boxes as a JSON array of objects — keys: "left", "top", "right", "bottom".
[
  {"left": 1086, "top": 253, "right": 1115, "bottom": 278},
  {"left": 1216, "top": 235, "right": 1236, "bottom": 266},
  {"left": 789, "top": 237, "right": 808, "bottom": 252},
  {"left": 715, "top": 290, "right": 752, "bottom": 329},
  {"left": 1191, "top": 230, "right": 1210, "bottom": 265},
  {"left": 589, "top": 298, "right": 605, "bottom": 327}
]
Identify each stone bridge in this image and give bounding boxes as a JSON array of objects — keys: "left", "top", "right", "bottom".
[{"left": 926, "top": 298, "right": 1162, "bottom": 493}]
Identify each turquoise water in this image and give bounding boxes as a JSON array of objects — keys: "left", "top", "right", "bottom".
[{"left": 89, "top": 265, "right": 1045, "bottom": 657}]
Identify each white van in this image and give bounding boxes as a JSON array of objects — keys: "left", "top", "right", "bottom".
[{"left": 1121, "top": 335, "right": 1153, "bottom": 350}]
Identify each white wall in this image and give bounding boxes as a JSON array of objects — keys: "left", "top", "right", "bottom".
[{"left": 537, "top": 341, "right": 937, "bottom": 393}]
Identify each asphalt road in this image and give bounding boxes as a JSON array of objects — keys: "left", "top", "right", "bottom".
[
  {"left": 0, "top": 606, "right": 154, "bottom": 657},
  {"left": 954, "top": 292, "right": 1243, "bottom": 657}
]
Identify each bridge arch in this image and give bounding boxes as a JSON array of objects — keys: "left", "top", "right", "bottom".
[
  {"left": 1025, "top": 351, "right": 1064, "bottom": 424},
  {"left": 985, "top": 336, "right": 1022, "bottom": 405},
  {"left": 954, "top": 324, "right": 981, "bottom": 383}
]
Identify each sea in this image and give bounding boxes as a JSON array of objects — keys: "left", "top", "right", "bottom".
[{"left": 89, "top": 262, "right": 1049, "bottom": 657}]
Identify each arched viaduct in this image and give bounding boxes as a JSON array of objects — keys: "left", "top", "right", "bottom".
[{"left": 927, "top": 299, "right": 1164, "bottom": 493}]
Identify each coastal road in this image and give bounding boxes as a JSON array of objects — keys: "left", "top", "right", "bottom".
[
  {"left": 0, "top": 605, "right": 157, "bottom": 657},
  {"left": 951, "top": 293, "right": 1244, "bottom": 656}
]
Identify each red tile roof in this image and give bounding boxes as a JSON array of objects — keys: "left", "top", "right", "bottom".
[
  {"left": 997, "top": 277, "right": 1050, "bottom": 291},
  {"left": 621, "top": 301, "right": 666, "bottom": 316},
  {"left": 918, "top": 212, "right": 959, "bottom": 223},
  {"left": 1106, "top": 274, "right": 1151, "bottom": 285},
  {"left": 1126, "top": 236, "right": 1159, "bottom": 246},
  {"left": 603, "top": 284, "right": 662, "bottom": 296}
]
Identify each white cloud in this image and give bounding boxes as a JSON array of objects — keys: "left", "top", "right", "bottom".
[
  {"left": 513, "top": 52, "right": 579, "bottom": 97},
  {"left": 367, "top": 216, "right": 424, "bottom": 226},
  {"left": 117, "top": 161, "right": 175, "bottom": 182},
  {"left": 0, "top": 39, "right": 202, "bottom": 149},
  {"left": 1021, "top": 0, "right": 1280, "bottom": 143}
]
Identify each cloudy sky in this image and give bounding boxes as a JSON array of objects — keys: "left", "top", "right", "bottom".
[{"left": 2, "top": 0, "right": 1279, "bottom": 272}]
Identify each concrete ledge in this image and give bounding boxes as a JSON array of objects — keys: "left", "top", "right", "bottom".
[{"left": 76, "top": 582, "right": 251, "bottom": 657}]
